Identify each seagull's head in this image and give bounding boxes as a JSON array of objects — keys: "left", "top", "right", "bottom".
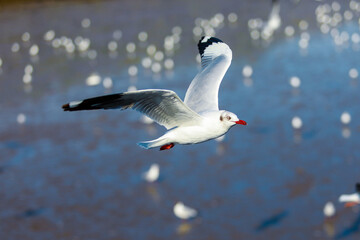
[{"left": 220, "top": 111, "right": 247, "bottom": 127}]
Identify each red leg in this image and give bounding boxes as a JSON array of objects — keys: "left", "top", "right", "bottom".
[
  {"left": 160, "top": 143, "right": 174, "bottom": 151},
  {"left": 345, "top": 202, "right": 359, "bottom": 208}
]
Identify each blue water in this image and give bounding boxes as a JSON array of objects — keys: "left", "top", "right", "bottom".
[{"left": 0, "top": 0, "right": 360, "bottom": 239}]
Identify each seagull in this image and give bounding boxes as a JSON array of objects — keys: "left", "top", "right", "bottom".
[
  {"left": 338, "top": 183, "right": 360, "bottom": 207},
  {"left": 62, "top": 36, "right": 247, "bottom": 150},
  {"left": 173, "top": 201, "right": 197, "bottom": 220},
  {"left": 142, "top": 163, "right": 160, "bottom": 182}
]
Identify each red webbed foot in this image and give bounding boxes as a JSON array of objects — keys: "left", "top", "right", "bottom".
[{"left": 160, "top": 143, "right": 174, "bottom": 151}]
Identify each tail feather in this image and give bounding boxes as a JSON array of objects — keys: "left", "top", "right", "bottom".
[
  {"left": 137, "top": 142, "right": 154, "bottom": 149},
  {"left": 137, "top": 137, "right": 169, "bottom": 149}
]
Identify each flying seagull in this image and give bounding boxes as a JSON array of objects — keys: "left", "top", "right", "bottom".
[{"left": 62, "top": 36, "right": 247, "bottom": 150}]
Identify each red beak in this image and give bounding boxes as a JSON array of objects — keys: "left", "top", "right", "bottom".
[{"left": 235, "top": 120, "right": 247, "bottom": 125}]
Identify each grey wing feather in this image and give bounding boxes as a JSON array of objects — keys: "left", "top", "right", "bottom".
[
  {"left": 62, "top": 89, "right": 202, "bottom": 130},
  {"left": 184, "top": 36, "right": 232, "bottom": 113}
]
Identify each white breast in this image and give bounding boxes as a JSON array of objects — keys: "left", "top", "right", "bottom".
[{"left": 166, "top": 113, "right": 228, "bottom": 145}]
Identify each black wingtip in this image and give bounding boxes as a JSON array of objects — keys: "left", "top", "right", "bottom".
[
  {"left": 197, "top": 36, "right": 223, "bottom": 56},
  {"left": 62, "top": 103, "right": 71, "bottom": 111},
  {"left": 62, "top": 102, "right": 79, "bottom": 111},
  {"left": 61, "top": 93, "right": 125, "bottom": 112}
]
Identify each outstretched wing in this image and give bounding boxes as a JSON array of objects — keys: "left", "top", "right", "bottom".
[
  {"left": 62, "top": 89, "right": 202, "bottom": 130},
  {"left": 184, "top": 36, "right": 232, "bottom": 114}
]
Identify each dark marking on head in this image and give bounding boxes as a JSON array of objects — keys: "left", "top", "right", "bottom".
[{"left": 220, "top": 115, "right": 223, "bottom": 121}]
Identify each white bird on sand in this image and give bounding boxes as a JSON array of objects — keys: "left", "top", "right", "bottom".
[
  {"left": 62, "top": 36, "right": 247, "bottom": 150},
  {"left": 142, "top": 163, "right": 160, "bottom": 182},
  {"left": 338, "top": 183, "right": 360, "bottom": 207},
  {"left": 173, "top": 201, "right": 197, "bottom": 220}
]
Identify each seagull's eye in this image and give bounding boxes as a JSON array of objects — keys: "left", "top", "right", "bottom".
[{"left": 226, "top": 116, "right": 231, "bottom": 121}]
